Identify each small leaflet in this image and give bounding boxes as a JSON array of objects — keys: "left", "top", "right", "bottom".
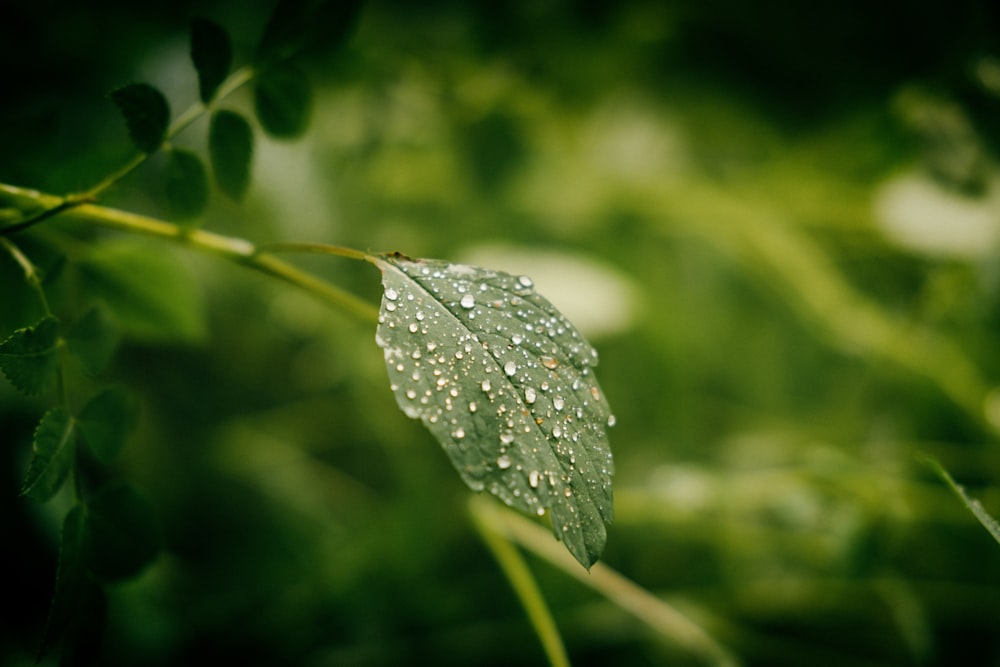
[
  {"left": 209, "top": 110, "right": 254, "bottom": 200},
  {"left": 254, "top": 64, "right": 312, "bottom": 139},
  {"left": 165, "top": 148, "right": 210, "bottom": 222},
  {"left": 374, "top": 254, "right": 615, "bottom": 568},
  {"left": 190, "top": 18, "right": 232, "bottom": 104},
  {"left": 0, "top": 316, "right": 61, "bottom": 395},
  {"left": 21, "top": 407, "right": 75, "bottom": 502},
  {"left": 110, "top": 83, "right": 170, "bottom": 154},
  {"left": 77, "top": 387, "right": 139, "bottom": 464}
]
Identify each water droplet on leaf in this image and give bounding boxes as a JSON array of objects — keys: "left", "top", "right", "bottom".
[{"left": 374, "top": 254, "right": 615, "bottom": 569}]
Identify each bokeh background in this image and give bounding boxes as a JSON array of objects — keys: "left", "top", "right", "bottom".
[{"left": 4, "top": 1, "right": 1000, "bottom": 665}]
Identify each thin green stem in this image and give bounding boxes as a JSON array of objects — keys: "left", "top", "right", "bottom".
[
  {"left": 921, "top": 454, "right": 1000, "bottom": 546},
  {"left": 0, "top": 182, "right": 379, "bottom": 323},
  {"left": 0, "top": 236, "right": 53, "bottom": 316},
  {"left": 468, "top": 496, "right": 571, "bottom": 667},
  {"left": 0, "top": 196, "right": 89, "bottom": 237},
  {"left": 259, "top": 241, "right": 373, "bottom": 262},
  {"left": 1, "top": 236, "right": 70, "bottom": 410},
  {"left": 81, "top": 65, "right": 255, "bottom": 202},
  {"left": 0, "top": 66, "right": 258, "bottom": 237},
  {"left": 474, "top": 497, "right": 740, "bottom": 667}
]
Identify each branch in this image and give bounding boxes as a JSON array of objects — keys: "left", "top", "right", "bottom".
[{"left": 0, "top": 182, "right": 379, "bottom": 323}]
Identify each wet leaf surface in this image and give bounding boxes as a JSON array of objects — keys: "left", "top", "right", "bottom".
[{"left": 374, "top": 254, "right": 615, "bottom": 568}]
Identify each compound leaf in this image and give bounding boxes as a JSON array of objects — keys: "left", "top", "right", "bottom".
[
  {"left": 254, "top": 64, "right": 312, "bottom": 139},
  {"left": 165, "top": 148, "right": 209, "bottom": 222},
  {"left": 110, "top": 83, "right": 170, "bottom": 154},
  {"left": 373, "top": 255, "right": 616, "bottom": 569},
  {"left": 21, "top": 407, "right": 75, "bottom": 502},
  {"left": 66, "top": 304, "right": 119, "bottom": 376},
  {"left": 190, "top": 18, "right": 232, "bottom": 103},
  {"left": 209, "top": 110, "right": 254, "bottom": 200},
  {"left": 0, "top": 316, "right": 61, "bottom": 395},
  {"left": 77, "top": 387, "right": 139, "bottom": 464},
  {"left": 84, "top": 482, "right": 160, "bottom": 582}
]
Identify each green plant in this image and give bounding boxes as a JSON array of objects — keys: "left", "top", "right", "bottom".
[
  {"left": 10, "top": 3, "right": 1000, "bottom": 666},
  {"left": 0, "top": 3, "right": 654, "bottom": 665}
]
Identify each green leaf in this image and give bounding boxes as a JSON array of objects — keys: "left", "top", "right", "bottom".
[
  {"left": 374, "top": 255, "right": 616, "bottom": 569},
  {"left": 110, "top": 83, "right": 170, "bottom": 154},
  {"left": 77, "top": 387, "right": 139, "bottom": 464},
  {"left": 925, "top": 456, "right": 1000, "bottom": 546},
  {"left": 256, "top": 0, "right": 310, "bottom": 61},
  {"left": 254, "top": 64, "right": 312, "bottom": 139},
  {"left": 38, "top": 505, "right": 98, "bottom": 662},
  {"left": 190, "top": 18, "right": 232, "bottom": 104},
  {"left": 0, "top": 316, "right": 61, "bottom": 395},
  {"left": 78, "top": 239, "right": 205, "bottom": 343},
  {"left": 209, "top": 110, "right": 254, "bottom": 199},
  {"left": 21, "top": 407, "right": 75, "bottom": 501},
  {"left": 84, "top": 482, "right": 160, "bottom": 582},
  {"left": 255, "top": 0, "right": 363, "bottom": 63},
  {"left": 66, "top": 304, "right": 119, "bottom": 376},
  {"left": 165, "top": 148, "right": 210, "bottom": 222}
]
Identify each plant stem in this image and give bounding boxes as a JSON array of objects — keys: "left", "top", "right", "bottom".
[
  {"left": 468, "top": 496, "right": 571, "bottom": 667},
  {"left": 0, "top": 182, "right": 379, "bottom": 323},
  {"left": 472, "top": 496, "right": 740, "bottom": 667},
  {"left": 258, "top": 241, "right": 373, "bottom": 262},
  {"left": 0, "top": 236, "right": 70, "bottom": 409},
  {"left": 81, "top": 65, "right": 255, "bottom": 202}
]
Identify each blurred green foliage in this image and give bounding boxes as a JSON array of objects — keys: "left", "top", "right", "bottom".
[{"left": 4, "top": 0, "right": 1000, "bottom": 665}]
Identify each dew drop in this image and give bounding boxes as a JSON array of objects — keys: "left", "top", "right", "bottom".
[
  {"left": 511, "top": 333, "right": 524, "bottom": 345},
  {"left": 553, "top": 397, "right": 565, "bottom": 411},
  {"left": 385, "top": 287, "right": 399, "bottom": 301},
  {"left": 408, "top": 322, "right": 419, "bottom": 333},
  {"left": 460, "top": 294, "right": 475, "bottom": 309},
  {"left": 563, "top": 487, "right": 573, "bottom": 498},
  {"left": 524, "top": 387, "right": 537, "bottom": 404},
  {"left": 536, "top": 506, "right": 546, "bottom": 516},
  {"left": 608, "top": 414, "right": 617, "bottom": 427},
  {"left": 496, "top": 454, "right": 512, "bottom": 469},
  {"left": 500, "top": 431, "right": 515, "bottom": 444},
  {"left": 528, "top": 470, "right": 541, "bottom": 488},
  {"left": 541, "top": 356, "right": 558, "bottom": 370},
  {"left": 518, "top": 275, "right": 533, "bottom": 288},
  {"left": 385, "top": 302, "right": 397, "bottom": 312},
  {"left": 504, "top": 361, "right": 517, "bottom": 376},
  {"left": 405, "top": 389, "right": 417, "bottom": 400},
  {"left": 481, "top": 379, "right": 492, "bottom": 392},
  {"left": 469, "top": 401, "right": 477, "bottom": 413},
  {"left": 453, "top": 427, "right": 465, "bottom": 439}
]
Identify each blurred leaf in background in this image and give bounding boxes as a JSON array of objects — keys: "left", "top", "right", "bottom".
[{"left": 3, "top": 0, "right": 1000, "bottom": 666}]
